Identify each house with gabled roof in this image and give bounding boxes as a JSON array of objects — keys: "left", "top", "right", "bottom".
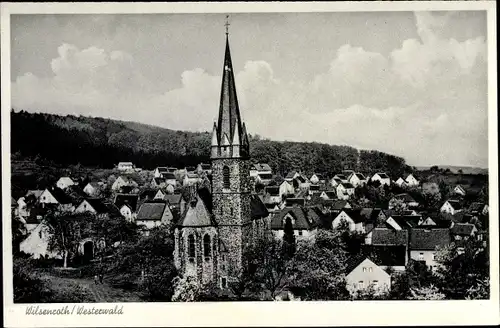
[
  {"left": 19, "top": 221, "right": 61, "bottom": 260},
  {"left": 332, "top": 209, "right": 367, "bottom": 233},
  {"left": 136, "top": 200, "right": 174, "bottom": 231},
  {"left": 319, "top": 190, "right": 337, "bottom": 200},
  {"left": 333, "top": 174, "right": 349, "bottom": 184},
  {"left": 271, "top": 206, "right": 312, "bottom": 239},
  {"left": 250, "top": 163, "right": 272, "bottom": 177},
  {"left": 264, "top": 186, "right": 281, "bottom": 204},
  {"left": 197, "top": 163, "right": 213, "bottom": 175},
  {"left": 309, "top": 173, "right": 325, "bottom": 184},
  {"left": 361, "top": 244, "right": 408, "bottom": 271},
  {"left": 56, "top": 176, "right": 75, "bottom": 190},
  {"left": 83, "top": 182, "right": 101, "bottom": 197},
  {"left": 345, "top": 256, "right": 391, "bottom": 296},
  {"left": 347, "top": 172, "right": 367, "bottom": 187},
  {"left": 111, "top": 176, "right": 138, "bottom": 191},
  {"left": 370, "top": 173, "right": 391, "bottom": 186},
  {"left": 117, "top": 162, "right": 135, "bottom": 172},
  {"left": 336, "top": 182, "right": 355, "bottom": 200},
  {"left": 450, "top": 222, "right": 478, "bottom": 240},
  {"left": 468, "top": 202, "right": 488, "bottom": 215},
  {"left": 404, "top": 174, "right": 419, "bottom": 187},
  {"left": 38, "top": 187, "right": 75, "bottom": 212},
  {"left": 278, "top": 180, "right": 295, "bottom": 199},
  {"left": 395, "top": 177, "right": 407, "bottom": 188},
  {"left": 114, "top": 193, "right": 139, "bottom": 222},
  {"left": 292, "top": 175, "right": 310, "bottom": 190},
  {"left": 440, "top": 199, "right": 464, "bottom": 215},
  {"left": 151, "top": 177, "right": 167, "bottom": 189},
  {"left": 388, "top": 193, "right": 419, "bottom": 209},
  {"left": 329, "top": 177, "right": 342, "bottom": 187},
  {"left": 452, "top": 185, "right": 467, "bottom": 196},
  {"left": 154, "top": 167, "right": 169, "bottom": 178},
  {"left": 74, "top": 198, "right": 120, "bottom": 218},
  {"left": 284, "top": 170, "right": 301, "bottom": 182},
  {"left": 256, "top": 173, "right": 273, "bottom": 186},
  {"left": 183, "top": 173, "right": 202, "bottom": 186},
  {"left": 409, "top": 228, "right": 451, "bottom": 270}
]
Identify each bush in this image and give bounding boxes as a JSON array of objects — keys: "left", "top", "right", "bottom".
[{"left": 13, "top": 258, "right": 53, "bottom": 303}]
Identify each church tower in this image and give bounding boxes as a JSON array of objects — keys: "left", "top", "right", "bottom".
[{"left": 211, "top": 22, "right": 252, "bottom": 286}]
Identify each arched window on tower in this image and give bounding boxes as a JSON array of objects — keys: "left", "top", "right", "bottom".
[
  {"left": 203, "top": 234, "right": 211, "bottom": 258},
  {"left": 223, "top": 166, "right": 230, "bottom": 189},
  {"left": 188, "top": 234, "right": 195, "bottom": 262}
]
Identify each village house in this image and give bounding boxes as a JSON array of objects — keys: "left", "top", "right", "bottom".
[
  {"left": 284, "top": 170, "right": 301, "bottom": 182},
  {"left": 370, "top": 173, "right": 391, "bottom": 186},
  {"left": 329, "top": 177, "right": 342, "bottom": 187},
  {"left": 151, "top": 177, "right": 167, "bottom": 189},
  {"left": 404, "top": 174, "right": 419, "bottom": 187},
  {"left": 440, "top": 199, "right": 464, "bottom": 215},
  {"left": 347, "top": 172, "right": 367, "bottom": 187},
  {"left": 278, "top": 180, "right": 295, "bottom": 199},
  {"left": 409, "top": 228, "right": 451, "bottom": 271},
  {"left": 292, "top": 175, "right": 310, "bottom": 190},
  {"left": 164, "top": 193, "right": 187, "bottom": 215},
  {"left": 56, "top": 177, "right": 75, "bottom": 190},
  {"left": 74, "top": 198, "right": 120, "bottom": 218},
  {"left": 395, "top": 177, "right": 408, "bottom": 188},
  {"left": 255, "top": 173, "right": 273, "bottom": 186},
  {"left": 388, "top": 193, "right": 419, "bottom": 210},
  {"left": 83, "top": 182, "right": 101, "bottom": 197},
  {"left": 345, "top": 256, "right": 391, "bottom": 296},
  {"left": 264, "top": 186, "right": 281, "bottom": 204},
  {"left": 183, "top": 173, "right": 202, "bottom": 186},
  {"left": 333, "top": 174, "right": 349, "bottom": 184},
  {"left": 309, "top": 173, "right": 325, "bottom": 184},
  {"left": 271, "top": 206, "right": 312, "bottom": 239},
  {"left": 336, "top": 182, "right": 355, "bottom": 200},
  {"left": 250, "top": 163, "right": 272, "bottom": 177},
  {"left": 453, "top": 185, "right": 467, "bottom": 196},
  {"left": 153, "top": 167, "right": 170, "bottom": 178},
  {"left": 114, "top": 194, "right": 139, "bottom": 222},
  {"left": 17, "top": 192, "right": 41, "bottom": 218},
  {"left": 19, "top": 221, "right": 61, "bottom": 260},
  {"left": 38, "top": 187, "right": 75, "bottom": 212},
  {"left": 135, "top": 200, "right": 175, "bottom": 231},
  {"left": 331, "top": 209, "right": 366, "bottom": 233},
  {"left": 111, "top": 176, "right": 138, "bottom": 192},
  {"left": 117, "top": 162, "right": 135, "bottom": 172},
  {"left": 196, "top": 163, "right": 212, "bottom": 175},
  {"left": 468, "top": 202, "right": 489, "bottom": 215},
  {"left": 319, "top": 190, "right": 337, "bottom": 200},
  {"left": 450, "top": 222, "right": 478, "bottom": 240}
]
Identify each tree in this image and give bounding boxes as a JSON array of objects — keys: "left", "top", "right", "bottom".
[
  {"left": 408, "top": 285, "right": 445, "bottom": 300},
  {"left": 288, "top": 230, "right": 350, "bottom": 300},
  {"left": 282, "top": 217, "right": 296, "bottom": 257},
  {"left": 434, "top": 239, "right": 489, "bottom": 299},
  {"left": 171, "top": 276, "right": 201, "bottom": 302}
]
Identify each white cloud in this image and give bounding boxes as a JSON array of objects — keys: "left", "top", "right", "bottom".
[{"left": 11, "top": 12, "right": 488, "bottom": 167}]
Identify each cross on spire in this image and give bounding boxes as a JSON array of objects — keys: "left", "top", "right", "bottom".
[{"left": 225, "top": 15, "right": 230, "bottom": 36}]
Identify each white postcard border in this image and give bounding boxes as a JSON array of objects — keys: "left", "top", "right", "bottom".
[{"left": 2, "top": 2, "right": 498, "bottom": 327}]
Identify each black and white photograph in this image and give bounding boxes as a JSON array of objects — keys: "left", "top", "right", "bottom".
[{"left": 2, "top": 1, "right": 498, "bottom": 327}]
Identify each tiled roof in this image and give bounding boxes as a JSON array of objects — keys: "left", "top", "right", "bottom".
[
  {"left": 271, "top": 207, "right": 310, "bottom": 230},
  {"left": 294, "top": 176, "right": 306, "bottom": 183},
  {"left": 114, "top": 194, "right": 139, "bottom": 211},
  {"left": 469, "top": 202, "right": 486, "bottom": 212},
  {"left": 153, "top": 177, "right": 166, "bottom": 184},
  {"left": 376, "top": 173, "right": 389, "bottom": 179},
  {"left": 180, "top": 196, "right": 214, "bottom": 227},
  {"left": 337, "top": 209, "right": 366, "bottom": 223},
  {"left": 450, "top": 223, "right": 476, "bottom": 236},
  {"left": 258, "top": 173, "right": 273, "bottom": 180},
  {"left": 285, "top": 198, "right": 306, "bottom": 207},
  {"left": 446, "top": 199, "right": 464, "bottom": 210},
  {"left": 361, "top": 245, "right": 407, "bottom": 267},
  {"left": 325, "top": 191, "right": 337, "bottom": 198},
  {"left": 265, "top": 186, "right": 280, "bottom": 196},
  {"left": 393, "top": 193, "right": 417, "bottom": 203},
  {"left": 285, "top": 171, "right": 297, "bottom": 179},
  {"left": 84, "top": 198, "right": 111, "bottom": 214},
  {"left": 410, "top": 228, "right": 451, "bottom": 250},
  {"left": 49, "top": 187, "right": 73, "bottom": 204},
  {"left": 137, "top": 201, "right": 167, "bottom": 221},
  {"left": 26, "top": 190, "right": 43, "bottom": 198},
  {"left": 345, "top": 255, "right": 377, "bottom": 275},
  {"left": 340, "top": 182, "right": 354, "bottom": 189},
  {"left": 162, "top": 173, "right": 177, "bottom": 180},
  {"left": 332, "top": 200, "right": 350, "bottom": 210},
  {"left": 371, "top": 228, "right": 408, "bottom": 246},
  {"left": 309, "top": 184, "right": 320, "bottom": 191},
  {"left": 164, "top": 194, "right": 183, "bottom": 206},
  {"left": 250, "top": 195, "right": 269, "bottom": 221}
]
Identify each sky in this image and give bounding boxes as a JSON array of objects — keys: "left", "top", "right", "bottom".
[{"left": 10, "top": 11, "right": 488, "bottom": 167}]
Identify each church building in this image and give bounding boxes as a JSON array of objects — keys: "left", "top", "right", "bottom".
[{"left": 173, "top": 27, "right": 269, "bottom": 289}]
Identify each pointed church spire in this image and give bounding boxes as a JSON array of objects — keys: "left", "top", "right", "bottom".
[{"left": 216, "top": 27, "right": 244, "bottom": 149}]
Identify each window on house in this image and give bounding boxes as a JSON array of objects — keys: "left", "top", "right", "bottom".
[
  {"left": 363, "top": 267, "right": 367, "bottom": 272},
  {"left": 372, "top": 280, "right": 378, "bottom": 288},
  {"left": 203, "top": 234, "right": 211, "bottom": 258},
  {"left": 188, "top": 235, "right": 195, "bottom": 261},
  {"left": 419, "top": 253, "right": 424, "bottom": 261},
  {"left": 230, "top": 207, "right": 233, "bottom": 216},
  {"left": 358, "top": 281, "right": 364, "bottom": 288},
  {"left": 369, "top": 267, "right": 373, "bottom": 273},
  {"left": 298, "top": 230, "right": 303, "bottom": 236},
  {"left": 223, "top": 166, "right": 230, "bottom": 189},
  {"left": 221, "top": 277, "right": 227, "bottom": 289}
]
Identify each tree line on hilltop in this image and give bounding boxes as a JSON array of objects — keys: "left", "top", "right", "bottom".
[{"left": 11, "top": 110, "right": 410, "bottom": 177}]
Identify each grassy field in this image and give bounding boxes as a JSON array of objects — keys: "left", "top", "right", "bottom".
[{"left": 37, "top": 268, "right": 144, "bottom": 303}]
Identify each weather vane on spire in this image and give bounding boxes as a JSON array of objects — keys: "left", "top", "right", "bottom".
[{"left": 225, "top": 15, "right": 230, "bottom": 36}]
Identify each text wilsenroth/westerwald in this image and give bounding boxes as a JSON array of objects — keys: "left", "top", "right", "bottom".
[{"left": 26, "top": 305, "right": 124, "bottom": 315}]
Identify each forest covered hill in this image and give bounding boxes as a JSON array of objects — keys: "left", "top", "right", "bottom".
[{"left": 11, "top": 110, "right": 411, "bottom": 178}]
